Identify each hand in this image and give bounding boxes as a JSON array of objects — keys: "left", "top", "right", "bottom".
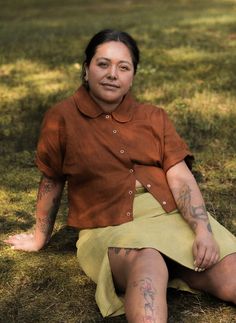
[
  {"left": 192, "top": 230, "right": 220, "bottom": 272},
  {"left": 4, "top": 232, "right": 44, "bottom": 252}
]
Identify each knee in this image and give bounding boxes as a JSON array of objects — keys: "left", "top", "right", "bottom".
[
  {"left": 216, "top": 284, "right": 236, "bottom": 304},
  {"left": 130, "top": 248, "right": 169, "bottom": 278}
]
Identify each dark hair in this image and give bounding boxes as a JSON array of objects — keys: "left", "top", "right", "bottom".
[{"left": 81, "top": 29, "right": 140, "bottom": 85}]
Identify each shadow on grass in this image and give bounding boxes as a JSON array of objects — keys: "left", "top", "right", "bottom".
[
  {"left": 0, "top": 212, "right": 35, "bottom": 235},
  {"left": 47, "top": 226, "right": 79, "bottom": 252},
  {"left": 0, "top": 89, "right": 69, "bottom": 156}
]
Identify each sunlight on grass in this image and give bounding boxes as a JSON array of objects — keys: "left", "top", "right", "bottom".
[
  {"left": 181, "top": 14, "right": 236, "bottom": 27},
  {"left": 0, "top": 84, "right": 29, "bottom": 104},
  {"left": 0, "top": 60, "right": 68, "bottom": 105},
  {"left": 184, "top": 90, "right": 235, "bottom": 114},
  {"left": 141, "top": 87, "right": 165, "bottom": 102},
  {"left": 165, "top": 47, "right": 218, "bottom": 62}
]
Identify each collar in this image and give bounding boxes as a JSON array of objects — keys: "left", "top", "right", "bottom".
[{"left": 73, "top": 85, "right": 137, "bottom": 123}]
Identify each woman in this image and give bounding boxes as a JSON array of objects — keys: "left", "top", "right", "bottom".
[{"left": 5, "top": 30, "right": 236, "bottom": 323}]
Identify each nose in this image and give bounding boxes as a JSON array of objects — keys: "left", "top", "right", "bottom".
[{"left": 107, "top": 65, "right": 117, "bottom": 80}]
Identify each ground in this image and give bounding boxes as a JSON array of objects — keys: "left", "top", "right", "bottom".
[{"left": 0, "top": 0, "right": 236, "bottom": 322}]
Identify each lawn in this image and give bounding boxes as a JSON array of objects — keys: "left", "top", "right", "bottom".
[{"left": 0, "top": 0, "right": 236, "bottom": 322}]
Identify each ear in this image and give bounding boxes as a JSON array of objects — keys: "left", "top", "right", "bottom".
[{"left": 84, "top": 63, "right": 89, "bottom": 81}]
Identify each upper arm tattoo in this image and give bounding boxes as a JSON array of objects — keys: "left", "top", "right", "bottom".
[{"left": 37, "top": 175, "right": 58, "bottom": 201}]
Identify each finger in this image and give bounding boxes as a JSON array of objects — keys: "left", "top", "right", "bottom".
[
  {"left": 10, "top": 241, "right": 27, "bottom": 251},
  {"left": 209, "top": 252, "right": 220, "bottom": 268},
  {"left": 197, "top": 267, "right": 206, "bottom": 272},
  {"left": 4, "top": 237, "right": 24, "bottom": 248},
  {"left": 208, "top": 244, "right": 220, "bottom": 267},
  {"left": 194, "top": 245, "right": 207, "bottom": 269},
  {"left": 209, "top": 252, "right": 218, "bottom": 268},
  {"left": 4, "top": 233, "right": 33, "bottom": 244},
  {"left": 4, "top": 237, "right": 18, "bottom": 244},
  {"left": 192, "top": 241, "right": 200, "bottom": 268},
  {"left": 4, "top": 234, "right": 21, "bottom": 242},
  {"left": 199, "top": 248, "right": 213, "bottom": 269}
]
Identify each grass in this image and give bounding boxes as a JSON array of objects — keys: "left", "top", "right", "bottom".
[{"left": 0, "top": 0, "right": 236, "bottom": 322}]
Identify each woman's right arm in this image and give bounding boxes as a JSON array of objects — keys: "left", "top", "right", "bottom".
[{"left": 4, "top": 174, "right": 65, "bottom": 252}]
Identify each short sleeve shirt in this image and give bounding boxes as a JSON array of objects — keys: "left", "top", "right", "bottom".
[{"left": 36, "top": 86, "right": 194, "bottom": 228}]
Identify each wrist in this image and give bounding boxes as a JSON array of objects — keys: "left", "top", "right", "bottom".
[
  {"left": 194, "top": 222, "right": 212, "bottom": 235},
  {"left": 34, "top": 229, "right": 51, "bottom": 248}
]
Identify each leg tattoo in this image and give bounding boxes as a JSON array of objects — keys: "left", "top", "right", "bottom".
[{"left": 133, "top": 277, "right": 157, "bottom": 323}]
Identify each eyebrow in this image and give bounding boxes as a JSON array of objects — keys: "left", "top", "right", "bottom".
[{"left": 96, "top": 57, "right": 132, "bottom": 66}]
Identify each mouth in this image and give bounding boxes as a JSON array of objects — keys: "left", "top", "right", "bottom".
[{"left": 100, "top": 82, "right": 120, "bottom": 89}]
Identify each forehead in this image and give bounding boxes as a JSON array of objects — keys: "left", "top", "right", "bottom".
[{"left": 93, "top": 41, "right": 133, "bottom": 62}]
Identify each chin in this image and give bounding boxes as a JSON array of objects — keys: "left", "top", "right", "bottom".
[{"left": 100, "top": 93, "right": 123, "bottom": 103}]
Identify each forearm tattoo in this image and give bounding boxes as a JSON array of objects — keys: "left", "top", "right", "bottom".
[
  {"left": 36, "top": 175, "right": 62, "bottom": 238},
  {"left": 176, "top": 184, "right": 212, "bottom": 232},
  {"left": 132, "top": 277, "right": 157, "bottom": 323},
  {"left": 37, "top": 196, "right": 61, "bottom": 238}
]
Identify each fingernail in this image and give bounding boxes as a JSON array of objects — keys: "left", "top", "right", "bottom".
[
  {"left": 194, "top": 267, "right": 199, "bottom": 272},
  {"left": 194, "top": 260, "right": 196, "bottom": 266}
]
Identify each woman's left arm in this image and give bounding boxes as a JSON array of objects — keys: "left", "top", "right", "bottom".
[{"left": 166, "top": 160, "right": 220, "bottom": 271}]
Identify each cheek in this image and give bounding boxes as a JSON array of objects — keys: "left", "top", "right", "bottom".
[
  {"left": 88, "top": 66, "right": 102, "bottom": 80},
  {"left": 121, "top": 74, "right": 134, "bottom": 87}
]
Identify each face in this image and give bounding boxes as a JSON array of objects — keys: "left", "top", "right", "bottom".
[{"left": 85, "top": 41, "right": 134, "bottom": 111}]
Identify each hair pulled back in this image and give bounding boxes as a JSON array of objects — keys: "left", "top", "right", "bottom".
[{"left": 81, "top": 29, "right": 140, "bottom": 85}]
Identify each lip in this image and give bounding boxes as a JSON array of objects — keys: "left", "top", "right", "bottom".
[{"left": 100, "top": 82, "right": 120, "bottom": 88}]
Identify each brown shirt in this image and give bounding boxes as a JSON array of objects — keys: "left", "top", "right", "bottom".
[{"left": 36, "top": 86, "right": 193, "bottom": 229}]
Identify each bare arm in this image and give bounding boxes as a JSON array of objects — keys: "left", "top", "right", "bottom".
[
  {"left": 5, "top": 174, "right": 65, "bottom": 251},
  {"left": 166, "top": 161, "right": 220, "bottom": 270}
]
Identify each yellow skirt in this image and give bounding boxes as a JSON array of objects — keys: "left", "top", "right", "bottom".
[{"left": 76, "top": 191, "right": 236, "bottom": 317}]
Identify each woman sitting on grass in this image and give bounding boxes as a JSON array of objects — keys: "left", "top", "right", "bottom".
[{"left": 5, "top": 29, "right": 236, "bottom": 323}]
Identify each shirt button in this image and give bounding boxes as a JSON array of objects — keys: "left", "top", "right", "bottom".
[
  {"left": 126, "top": 212, "right": 131, "bottom": 216},
  {"left": 147, "top": 184, "right": 151, "bottom": 188},
  {"left": 105, "top": 115, "right": 110, "bottom": 119},
  {"left": 162, "top": 201, "right": 167, "bottom": 205},
  {"left": 120, "top": 149, "right": 125, "bottom": 154},
  {"left": 128, "top": 190, "right": 133, "bottom": 195},
  {"left": 129, "top": 169, "right": 134, "bottom": 173},
  {"left": 113, "top": 129, "right": 117, "bottom": 133}
]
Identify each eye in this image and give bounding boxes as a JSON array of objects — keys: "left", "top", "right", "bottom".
[
  {"left": 98, "top": 61, "right": 108, "bottom": 68},
  {"left": 119, "top": 65, "right": 130, "bottom": 71}
]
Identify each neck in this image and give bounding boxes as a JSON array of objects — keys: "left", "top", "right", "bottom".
[{"left": 89, "top": 91, "right": 123, "bottom": 113}]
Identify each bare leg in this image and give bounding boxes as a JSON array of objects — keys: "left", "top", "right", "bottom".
[
  {"left": 108, "top": 248, "right": 169, "bottom": 323},
  {"left": 174, "top": 253, "right": 236, "bottom": 304}
]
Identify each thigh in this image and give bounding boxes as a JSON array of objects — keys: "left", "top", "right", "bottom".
[
  {"left": 108, "top": 247, "right": 141, "bottom": 292},
  {"left": 173, "top": 253, "right": 236, "bottom": 296},
  {"left": 108, "top": 247, "right": 169, "bottom": 293}
]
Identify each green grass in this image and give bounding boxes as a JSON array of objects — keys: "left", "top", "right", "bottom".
[{"left": 0, "top": 0, "right": 236, "bottom": 322}]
